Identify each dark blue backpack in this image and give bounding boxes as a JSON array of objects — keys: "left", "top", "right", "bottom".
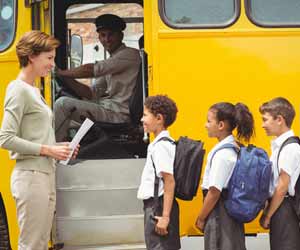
[{"left": 211, "top": 143, "right": 272, "bottom": 223}]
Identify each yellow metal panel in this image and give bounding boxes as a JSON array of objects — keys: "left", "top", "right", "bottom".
[
  {"left": 0, "top": 2, "right": 32, "bottom": 250},
  {"left": 151, "top": 0, "right": 300, "bottom": 236},
  {"left": 39, "top": 0, "right": 52, "bottom": 105},
  {"left": 143, "top": 0, "right": 153, "bottom": 90},
  {"left": 0, "top": 62, "right": 20, "bottom": 250}
]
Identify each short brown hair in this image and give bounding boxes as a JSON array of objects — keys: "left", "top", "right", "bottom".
[
  {"left": 16, "top": 30, "right": 60, "bottom": 68},
  {"left": 144, "top": 95, "right": 178, "bottom": 128},
  {"left": 259, "top": 97, "right": 295, "bottom": 128}
]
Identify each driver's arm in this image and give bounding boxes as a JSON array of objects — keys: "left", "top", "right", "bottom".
[
  {"left": 55, "top": 63, "right": 95, "bottom": 99},
  {"left": 57, "top": 63, "right": 94, "bottom": 79},
  {"left": 57, "top": 76, "right": 93, "bottom": 100}
]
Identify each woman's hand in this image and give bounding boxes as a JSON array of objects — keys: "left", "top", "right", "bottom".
[
  {"left": 72, "top": 144, "right": 80, "bottom": 159},
  {"left": 55, "top": 142, "right": 80, "bottom": 159},
  {"left": 41, "top": 143, "right": 72, "bottom": 160}
]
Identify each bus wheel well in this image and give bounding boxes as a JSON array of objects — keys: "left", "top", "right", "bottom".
[{"left": 0, "top": 193, "right": 12, "bottom": 250}]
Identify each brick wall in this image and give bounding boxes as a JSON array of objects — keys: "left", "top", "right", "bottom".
[
  {"left": 67, "top": 4, "right": 143, "bottom": 46},
  {"left": 66, "top": 3, "right": 143, "bottom": 84}
]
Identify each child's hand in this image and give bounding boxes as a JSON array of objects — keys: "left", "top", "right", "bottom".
[
  {"left": 259, "top": 213, "right": 270, "bottom": 229},
  {"left": 195, "top": 216, "right": 205, "bottom": 233},
  {"left": 154, "top": 216, "right": 169, "bottom": 235}
]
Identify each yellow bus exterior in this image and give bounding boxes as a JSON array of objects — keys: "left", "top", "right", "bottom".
[
  {"left": 146, "top": 0, "right": 300, "bottom": 235},
  {"left": 1, "top": 0, "right": 300, "bottom": 249}
]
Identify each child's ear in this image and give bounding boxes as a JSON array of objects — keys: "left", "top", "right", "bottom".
[
  {"left": 276, "top": 115, "right": 286, "bottom": 126},
  {"left": 156, "top": 113, "right": 163, "bottom": 121},
  {"left": 156, "top": 114, "right": 165, "bottom": 125},
  {"left": 276, "top": 115, "right": 282, "bottom": 123},
  {"left": 218, "top": 121, "right": 225, "bottom": 130}
]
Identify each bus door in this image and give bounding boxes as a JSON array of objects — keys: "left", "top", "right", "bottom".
[{"left": 52, "top": 2, "right": 148, "bottom": 249}]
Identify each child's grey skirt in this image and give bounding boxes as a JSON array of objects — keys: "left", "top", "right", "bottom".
[
  {"left": 143, "top": 196, "right": 180, "bottom": 250},
  {"left": 204, "top": 195, "right": 246, "bottom": 250}
]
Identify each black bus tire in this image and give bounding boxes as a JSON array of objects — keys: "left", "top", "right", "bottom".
[{"left": 0, "top": 193, "right": 11, "bottom": 250}]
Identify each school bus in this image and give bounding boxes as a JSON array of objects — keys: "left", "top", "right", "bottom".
[{"left": 1, "top": 0, "right": 300, "bottom": 249}]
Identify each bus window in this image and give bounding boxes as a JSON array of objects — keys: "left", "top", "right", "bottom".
[
  {"left": 0, "top": 0, "right": 15, "bottom": 51},
  {"left": 160, "top": 0, "right": 239, "bottom": 29},
  {"left": 246, "top": 0, "right": 300, "bottom": 27}
]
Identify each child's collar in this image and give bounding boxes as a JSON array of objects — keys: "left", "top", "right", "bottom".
[
  {"left": 209, "top": 134, "right": 235, "bottom": 154},
  {"left": 272, "top": 130, "right": 294, "bottom": 148},
  {"left": 152, "top": 130, "right": 170, "bottom": 144}
]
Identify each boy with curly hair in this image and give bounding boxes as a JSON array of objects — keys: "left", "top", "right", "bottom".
[{"left": 137, "top": 95, "right": 180, "bottom": 250}]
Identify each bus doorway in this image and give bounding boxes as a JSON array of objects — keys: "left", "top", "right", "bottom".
[{"left": 52, "top": 2, "right": 148, "bottom": 249}]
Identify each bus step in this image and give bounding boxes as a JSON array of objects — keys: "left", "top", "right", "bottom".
[
  {"left": 56, "top": 159, "right": 145, "bottom": 190},
  {"left": 61, "top": 243, "right": 146, "bottom": 250},
  {"left": 55, "top": 159, "right": 146, "bottom": 246},
  {"left": 56, "top": 215, "right": 144, "bottom": 246},
  {"left": 56, "top": 187, "right": 142, "bottom": 217}
]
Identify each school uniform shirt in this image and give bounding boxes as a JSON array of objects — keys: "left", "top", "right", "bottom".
[
  {"left": 202, "top": 135, "right": 237, "bottom": 192},
  {"left": 137, "top": 130, "right": 176, "bottom": 200},
  {"left": 269, "top": 130, "right": 300, "bottom": 197}
]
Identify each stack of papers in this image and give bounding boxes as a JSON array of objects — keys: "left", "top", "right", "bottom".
[{"left": 60, "top": 118, "right": 94, "bottom": 165}]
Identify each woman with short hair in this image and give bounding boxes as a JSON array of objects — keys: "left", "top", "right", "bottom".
[{"left": 0, "top": 30, "right": 78, "bottom": 250}]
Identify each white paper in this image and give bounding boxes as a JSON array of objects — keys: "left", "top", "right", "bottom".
[{"left": 60, "top": 118, "right": 94, "bottom": 165}]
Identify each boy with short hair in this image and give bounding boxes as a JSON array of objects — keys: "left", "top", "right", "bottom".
[
  {"left": 259, "top": 97, "right": 300, "bottom": 250},
  {"left": 137, "top": 95, "right": 180, "bottom": 250}
]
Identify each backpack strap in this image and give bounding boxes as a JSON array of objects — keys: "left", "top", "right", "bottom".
[
  {"left": 276, "top": 136, "right": 300, "bottom": 176},
  {"left": 150, "top": 136, "right": 176, "bottom": 210},
  {"left": 155, "top": 136, "right": 176, "bottom": 145},
  {"left": 276, "top": 136, "right": 300, "bottom": 218},
  {"left": 150, "top": 155, "right": 160, "bottom": 210},
  {"left": 209, "top": 143, "right": 239, "bottom": 167}
]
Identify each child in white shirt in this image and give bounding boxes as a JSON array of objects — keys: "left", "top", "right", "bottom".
[
  {"left": 137, "top": 95, "right": 180, "bottom": 250},
  {"left": 196, "top": 102, "right": 254, "bottom": 250},
  {"left": 259, "top": 97, "right": 300, "bottom": 250}
]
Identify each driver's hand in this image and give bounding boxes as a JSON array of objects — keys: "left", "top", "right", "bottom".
[{"left": 52, "top": 65, "right": 63, "bottom": 77}]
